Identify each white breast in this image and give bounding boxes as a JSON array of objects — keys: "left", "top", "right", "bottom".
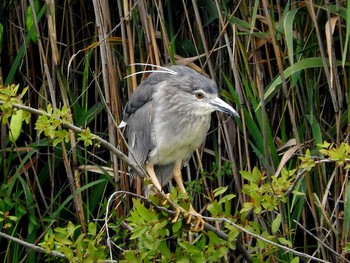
[{"left": 148, "top": 115, "right": 211, "bottom": 165}]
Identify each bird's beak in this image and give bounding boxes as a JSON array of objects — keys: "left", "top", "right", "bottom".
[{"left": 211, "top": 97, "right": 239, "bottom": 118}]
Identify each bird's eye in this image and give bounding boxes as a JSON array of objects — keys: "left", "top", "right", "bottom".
[{"left": 195, "top": 91, "right": 205, "bottom": 99}]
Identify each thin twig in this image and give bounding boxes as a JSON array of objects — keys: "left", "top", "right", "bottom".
[
  {"left": 0, "top": 230, "right": 119, "bottom": 263},
  {"left": 203, "top": 216, "right": 332, "bottom": 263},
  {"left": 0, "top": 231, "right": 65, "bottom": 258},
  {"left": 294, "top": 220, "right": 350, "bottom": 263}
]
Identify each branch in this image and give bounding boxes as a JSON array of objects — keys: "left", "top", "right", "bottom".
[
  {"left": 2, "top": 101, "right": 251, "bottom": 260},
  {"left": 0, "top": 231, "right": 65, "bottom": 258},
  {"left": 106, "top": 191, "right": 334, "bottom": 263},
  {"left": 294, "top": 220, "right": 350, "bottom": 263},
  {"left": 202, "top": 216, "right": 332, "bottom": 263},
  {"left": 104, "top": 190, "right": 252, "bottom": 262},
  {"left": 0, "top": 230, "right": 119, "bottom": 263},
  {"left": 0, "top": 101, "right": 145, "bottom": 177}
]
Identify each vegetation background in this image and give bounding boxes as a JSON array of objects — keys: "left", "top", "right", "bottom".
[{"left": 0, "top": 0, "right": 349, "bottom": 262}]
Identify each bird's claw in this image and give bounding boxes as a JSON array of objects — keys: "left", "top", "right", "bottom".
[
  {"left": 184, "top": 207, "right": 205, "bottom": 232},
  {"left": 162, "top": 193, "right": 171, "bottom": 206},
  {"left": 170, "top": 206, "right": 205, "bottom": 231},
  {"left": 171, "top": 207, "right": 181, "bottom": 223}
]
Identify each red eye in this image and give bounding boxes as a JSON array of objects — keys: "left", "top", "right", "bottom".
[{"left": 195, "top": 92, "right": 205, "bottom": 99}]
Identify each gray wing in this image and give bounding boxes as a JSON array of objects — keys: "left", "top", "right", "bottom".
[
  {"left": 123, "top": 70, "right": 177, "bottom": 184},
  {"left": 123, "top": 76, "right": 157, "bottom": 168},
  {"left": 122, "top": 73, "right": 168, "bottom": 120},
  {"left": 125, "top": 101, "right": 153, "bottom": 168}
]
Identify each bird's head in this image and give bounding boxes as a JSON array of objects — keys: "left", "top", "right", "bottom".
[{"left": 153, "top": 65, "right": 240, "bottom": 118}]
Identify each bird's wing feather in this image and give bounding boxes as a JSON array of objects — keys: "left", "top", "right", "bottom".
[
  {"left": 123, "top": 76, "right": 158, "bottom": 167},
  {"left": 123, "top": 85, "right": 152, "bottom": 120},
  {"left": 123, "top": 72, "right": 173, "bottom": 167},
  {"left": 125, "top": 101, "right": 154, "bottom": 168},
  {"left": 122, "top": 73, "right": 166, "bottom": 120}
]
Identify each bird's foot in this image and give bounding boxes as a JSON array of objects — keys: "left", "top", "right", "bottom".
[
  {"left": 170, "top": 204, "right": 204, "bottom": 231},
  {"left": 162, "top": 193, "right": 171, "bottom": 205},
  {"left": 184, "top": 205, "right": 205, "bottom": 232},
  {"left": 171, "top": 206, "right": 181, "bottom": 223}
]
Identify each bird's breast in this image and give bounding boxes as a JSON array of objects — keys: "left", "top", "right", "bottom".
[{"left": 148, "top": 114, "right": 211, "bottom": 166}]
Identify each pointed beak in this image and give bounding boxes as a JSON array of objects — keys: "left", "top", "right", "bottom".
[{"left": 210, "top": 97, "right": 239, "bottom": 118}]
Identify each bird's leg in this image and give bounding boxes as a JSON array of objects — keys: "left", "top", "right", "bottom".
[
  {"left": 173, "top": 161, "right": 205, "bottom": 232},
  {"left": 145, "top": 162, "right": 162, "bottom": 193},
  {"left": 145, "top": 163, "right": 179, "bottom": 218}
]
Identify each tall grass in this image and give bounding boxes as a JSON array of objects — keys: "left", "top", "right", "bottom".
[{"left": 0, "top": 0, "right": 349, "bottom": 262}]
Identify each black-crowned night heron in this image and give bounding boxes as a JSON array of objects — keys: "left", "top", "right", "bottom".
[{"left": 120, "top": 64, "right": 239, "bottom": 229}]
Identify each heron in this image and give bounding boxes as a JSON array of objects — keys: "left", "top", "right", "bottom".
[{"left": 120, "top": 64, "right": 239, "bottom": 230}]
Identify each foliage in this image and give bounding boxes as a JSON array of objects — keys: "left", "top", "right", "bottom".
[
  {"left": 35, "top": 104, "right": 71, "bottom": 146},
  {"left": 39, "top": 221, "right": 108, "bottom": 262},
  {"left": 0, "top": 84, "right": 30, "bottom": 125}
]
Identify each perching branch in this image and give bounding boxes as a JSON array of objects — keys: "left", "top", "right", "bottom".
[
  {"left": 0, "top": 101, "right": 145, "bottom": 177},
  {"left": 0, "top": 230, "right": 119, "bottom": 263},
  {"left": 0, "top": 231, "right": 65, "bottom": 258},
  {"left": 103, "top": 191, "right": 252, "bottom": 262}
]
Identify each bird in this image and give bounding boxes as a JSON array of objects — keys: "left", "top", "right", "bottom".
[{"left": 119, "top": 64, "right": 239, "bottom": 230}]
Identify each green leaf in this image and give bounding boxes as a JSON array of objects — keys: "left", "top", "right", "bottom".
[
  {"left": 218, "top": 194, "right": 236, "bottom": 205},
  {"left": 151, "top": 220, "right": 168, "bottom": 235},
  {"left": 213, "top": 186, "right": 228, "bottom": 197},
  {"left": 9, "top": 109, "right": 24, "bottom": 143},
  {"left": 157, "top": 241, "right": 172, "bottom": 260},
  {"left": 344, "top": 183, "right": 350, "bottom": 242},
  {"left": 240, "top": 167, "right": 261, "bottom": 184},
  {"left": 284, "top": 8, "right": 300, "bottom": 65},
  {"left": 253, "top": 205, "right": 262, "bottom": 214},
  {"left": 55, "top": 235, "right": 73, "bottom": 246},
  {"left": 256, "top": 237, "right": 268, "bottom": 250},
  {"left": 176, "top": 258, "right": 190, "bottom": 263},
  {"left": 208, "top": 231, "right": 221, "bottom": 245},
  {"left": 5, "top": 4, "right": 46, "bottom": 84},
  {"left": 172, "top": 220, "right": 182, "bottom": 233},
  {"left": 61, "top": 245, "right": 74, "bottom": 260},
  {"left": 240, "top": 202, "right": 254, "bottom": 214},
  {"left": 271, "top": 214, "right": 281, "bottom": 234},
  {"left": 261, "top": 58, "right": 343, "bottom": 107},
  {"left": 305, "top": 114, "right": 323, "bottom": 150},
  {"left": 344, "top": 242, "right": 350, "bottom": 253},
  {"left": 292, "top": 190, "right": 305, "bottom": 196},
  {"left": 291, "top": 257, "right": 300, "bottom": 263},
  {"left": 133, "top": 200, "right": 157, "bottom": 222},
  {"left": 88, "top": 222, "right": 97, "bottom": 236},
  {"left": 124, "top": 251, "right": 139, "bottom": 262},
  {"left": 278, "top": 237, "right": 292, "bottom": 247},
  {"left": 207, "top": 201, "right": 222, "bottom": 216},
  {"left": 178, "top": 240, "right": 202, "bottom": 254},
  {"left": 130, "top": 226, "right": 148, "bottom": 240},
  {"left": 66, "top": 221, "right": 80, "bottom": 238},
  {"left": 25, "top": 0, "right": 41, "bottom": 43}
]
